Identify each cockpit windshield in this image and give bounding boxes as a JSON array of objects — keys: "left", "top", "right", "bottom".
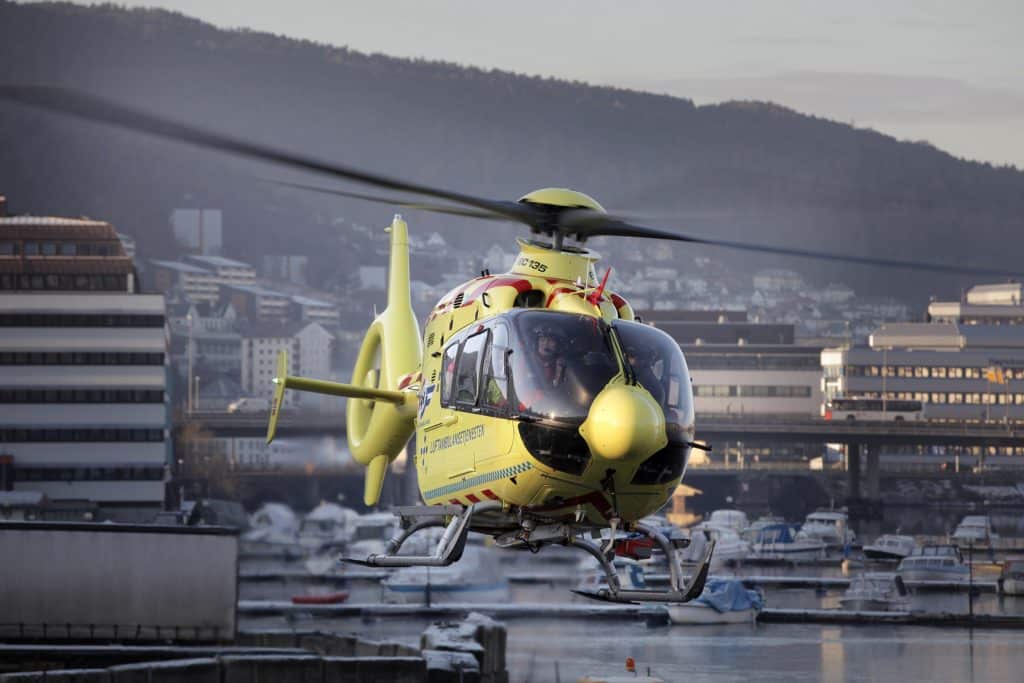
[
  {"left": 510, "top": 311, "right": 620, "bottom": 422},
  {"left": 613, "top": 319, "right": 695, "bottom": 441}
]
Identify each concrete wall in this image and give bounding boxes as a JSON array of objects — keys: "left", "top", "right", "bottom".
[{"left": 0, "top": 524, "right": 237, "bottom": 641}]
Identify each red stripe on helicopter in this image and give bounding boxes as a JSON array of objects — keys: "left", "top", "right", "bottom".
[
  {"left": 544, "top": 286, "right": 576, "bottom": 307},
  {"left": 449, "top": 498, "right": 462, "bottom": 505},
  {"left": 610, "top": 293, "right": 627, "bottom": 309},
  {"left": 466, "top": 493, "right": 481, "bottom": 503},
  {"left": 482, "top": 489, "right": 499, "bottom": 500}
]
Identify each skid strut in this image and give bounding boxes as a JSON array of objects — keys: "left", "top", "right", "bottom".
[
  {"left": 343, "top": 501, "right": 501, "bottom": 568},
  {"left": 571, "top": 524, "right": 716, "bottom": 604}
]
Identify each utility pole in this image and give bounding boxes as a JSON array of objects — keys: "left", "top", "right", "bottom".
[{"left": 186, "top": 312, "right": 194, "bottom": 414}]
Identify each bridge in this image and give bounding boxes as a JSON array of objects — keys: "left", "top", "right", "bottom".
[
  {"left": 179, "top": 412, "right": 1024, "bottom": 515},
  {"left": 184, "top": 412, "right": 1024, "bottom": 447}
]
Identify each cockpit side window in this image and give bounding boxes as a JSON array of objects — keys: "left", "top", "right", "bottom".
[
  {"left": 440, "top": 342, "right": 459, "bottom": 405},
  {"left": 454, "top": 331, "right": 488, "bottom": 407},
  {"left": 482, "top": 324, "right": 510, "bottom": 412}
]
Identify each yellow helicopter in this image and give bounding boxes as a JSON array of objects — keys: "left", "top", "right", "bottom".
[{"left": 3, "top": 85, "right": 1018, "bottom": 603}]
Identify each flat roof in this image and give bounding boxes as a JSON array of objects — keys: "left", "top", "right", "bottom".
[
  {"left": 150, "top": 259, "right": 212, "bottom": 274},
  {"left": 0, "top": 216, "right": 110, "bottom": 227},
  {"left": 186, "top": 255, "right": 254, "bottom": 269}
]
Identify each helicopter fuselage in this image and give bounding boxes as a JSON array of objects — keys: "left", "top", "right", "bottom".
[{"left": 413, "top": 238, "right": 696, "bottom": 528}]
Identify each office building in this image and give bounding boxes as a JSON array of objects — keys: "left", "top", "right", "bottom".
[
  {"left": 822, "top": 322, "right": 1024, "bottom": 422},
  {"left": 0, "top": 206, "right": 168, "bottom": 519}
]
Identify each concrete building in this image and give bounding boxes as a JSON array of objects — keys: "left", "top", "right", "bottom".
[
  {"left": 241, "top": 321, "right": 332, "bottom": 410},
  {"left": 822, "top": 322, "right": 1024, "bottom": 423},
  {"left": 184, "top": 255, "right": 257, "bottom": 287},
  {"left": 150, "top": 260, "right": 219, "bottom": 305},
  {"left": 225, "top": 284, "right": 290, "bottom": 322},
  {"left": 291, "top": 295, "right": 340, "bottom": 327},
  {"left": 0, "top": 207, "right": 168, "bottom": 519},
  {"left": 929, "top": 282, "right": 1024, "bottom": 326}
]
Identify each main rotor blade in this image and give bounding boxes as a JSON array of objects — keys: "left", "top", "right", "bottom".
[
  {"left": 563, "top": 211, "right": 1022, "bottom": 278},
  {"left": 267, "top": 179, "right": 509, "bottom": 220},
  {"left": 0, "top": 84, "right": 534, "bottom": 224}
]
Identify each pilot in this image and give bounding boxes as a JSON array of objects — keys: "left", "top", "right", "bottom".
[
  {"left": 534, "top": 323, "right": 567, "bottom": 387},
  {"left": 626, "top": 344, "right": 665, "bottom": 406}
]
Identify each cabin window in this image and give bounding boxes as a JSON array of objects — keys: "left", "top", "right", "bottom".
[{"left": 454, "top": 331, "right": 487, "bottom": 406}]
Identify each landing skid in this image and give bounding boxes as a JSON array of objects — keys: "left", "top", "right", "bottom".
[
  {"left": 569, "top": 522, "right": 716, "bottom": 604},
  {"left": 342, "top": 501, "right": 501, "bottom": 568},
  {"left": 340, "top": 502, "right": 714, "bottom": 603}
]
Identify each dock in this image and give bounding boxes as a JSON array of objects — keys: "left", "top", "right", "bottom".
[{"left": 237, "top": 601, "right": 1024, "bottom": 628}]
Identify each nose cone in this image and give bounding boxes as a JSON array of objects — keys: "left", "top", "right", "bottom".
[{"left": 579, "top": 384, "right": 668, "bottom": 461}]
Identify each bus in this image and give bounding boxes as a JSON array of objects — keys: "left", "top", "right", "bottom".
[{"left": 822, "top": 398, "right": 926, "bottom": 422}]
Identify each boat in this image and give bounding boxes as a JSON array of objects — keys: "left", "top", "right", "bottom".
[
  {"left": 742, "top": 515, "right": 786, "bottom": 542},
  {"left": 296, "top": 502, "right": 360, "bottom": 551},
  {"left": 290, "top": 590, "right": 350, "bottom": 605},
  {"left": 704, "top": 509, "right": 750, "bottom": 535},
  {"left": 242, "top": 502, "right": 299, "bottom": 546},
  {"left": 839, "top": 573, "right": 910, "bottom": 611},
  {"left": 681, "top": 525, "right": 750, "bottom": 570},
  {"left": 863, "top": 534, "right": 917, "bottom": 561},
  {"left": 951, "top": 515, "right": 999, "bottom": 546},
  {"left": 749, "top": 523, "right": 826, "bottom": 561},
  {"left": 666, "top": 578, "right": 763, "bottom": 624},
  {"left": 381, "top": 545, "right": 510, "bottom": 604},
  {"left": 796, "top": 510, "right": 855, "bottom": 547},
  {"left": 897, "top": 545, "right": 969, "bottom": 583},
  {"left": 998, "top": 560, "right": 1024, "bottom": 595}
]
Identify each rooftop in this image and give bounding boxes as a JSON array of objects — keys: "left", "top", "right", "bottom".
[
  {"left": 150, "top": 259, "right": 212, "bottom": 274},
  {"left": 0, "top": 216, "right": 110, "bottom": 227},
  {"left": 186, "top": 255, "right": 254, "bottom": 269}
]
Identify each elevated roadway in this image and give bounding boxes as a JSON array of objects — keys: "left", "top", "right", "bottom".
[{"left": 183, "top": 412, "right": 1024, "bottom": 448}]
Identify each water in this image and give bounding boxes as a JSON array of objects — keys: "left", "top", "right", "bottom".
[{"left": 239, "top": 548, "right": 1024, "bottom": 682}]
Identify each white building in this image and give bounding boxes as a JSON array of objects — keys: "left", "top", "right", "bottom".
[
  {"left": 150, "top": 260, "right": 220, "bottom": 305},
  {"left": 184, "top": 255, "right": 257, "bottom": 287},
  {"left": 241, "top": 321, "right": 333, "bottom": 410},
  {"left": 822, "top": 322, "right": 1024, "bottom": 423}
]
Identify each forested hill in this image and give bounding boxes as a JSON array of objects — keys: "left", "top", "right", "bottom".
[{"left": 1, "top": 1, "right": 1022, "bottom": 300}]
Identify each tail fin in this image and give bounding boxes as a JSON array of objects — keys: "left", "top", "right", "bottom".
[{"left": 265, "top": 215, "right": 421, "bottom": 506}]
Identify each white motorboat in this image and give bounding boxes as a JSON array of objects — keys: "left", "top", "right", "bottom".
[
  {"left": 296, "top": 502, "right": 359, "bottom": 551},
  {"left": 242, "top": 502, "right": 299, "bottom": 546},
  {"left": 952, "top": 515, "right": 999, "bottom": 546},
  {"left": 667, "top": 578, "right": 763, "bottom": 624},
  {"left": 704, "top": 509, "right": 750, "bottom": 535},
  {"left": 381, "top": 545, "right": 510, "bottom": 604},
  {"left": 897, "top": 545, "right": 969, "bottom": 583},
  {"left": 796, "top": 510, "right": 855, "bottom": 547},
  {"left": 999, "top": 560, "right": 1024, "bottom": 595},
  {"left": 863, "top": 534, "right": 917, "bottom": 561},
  {"left": 682, "top": 525, "right": 750, "bottom": 570},
  {"left": 749, "top": 523, "right": 826, "bottom": 561},
  {"left": 840, "top": 573, "right": 910, "bottom": 612}
]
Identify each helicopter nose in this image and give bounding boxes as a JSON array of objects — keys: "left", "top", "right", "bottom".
[{"left": 579, "top": 384, "right": 668, "bottom": 461}]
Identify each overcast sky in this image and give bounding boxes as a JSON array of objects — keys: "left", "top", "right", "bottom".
[{"left": 73, "top": 0, "right": 1024, "bottom": 168}]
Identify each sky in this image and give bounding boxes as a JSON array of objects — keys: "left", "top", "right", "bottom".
[{"left": 71, "top": 0, "right": 1024, "bottom": 168}]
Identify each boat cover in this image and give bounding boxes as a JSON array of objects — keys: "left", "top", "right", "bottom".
[{"left": 694, "top": 578, "right": 764, "bottom": 613}]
